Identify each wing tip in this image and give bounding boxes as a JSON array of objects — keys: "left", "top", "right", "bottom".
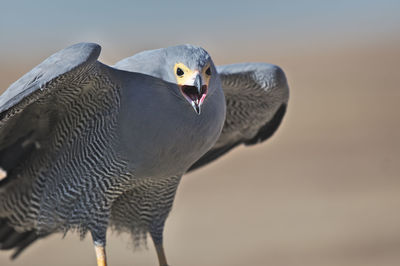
[
  {"left": 0, "top": 42, "right": 102, "bottom": 114},
  {"left": 63, "top": 42, "right": 101, "bottom": 63},
  {"left": 0, "top": 218, "right": 41, "bottom": 259},
  {"left": 245, "top": 103, "right": 287, "bottom": 146},
  {"left": 187, "top": 104, "right": 287, "bottom": 172}
]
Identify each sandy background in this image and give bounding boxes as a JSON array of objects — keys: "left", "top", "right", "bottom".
[{"left": 1, "top": 1, "right": 400, "bottom": 265}]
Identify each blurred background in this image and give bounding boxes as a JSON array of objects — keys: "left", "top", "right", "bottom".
[{"left": 1, "top": 0, "right": 399, "bottom": 265}]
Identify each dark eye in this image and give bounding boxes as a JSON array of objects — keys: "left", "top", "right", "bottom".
[
  {"left": 205, "top": 67, "right": 211, "bottom": 76},
  {"left": 176, "top": 67, "right": 184, "bottom": 76}
]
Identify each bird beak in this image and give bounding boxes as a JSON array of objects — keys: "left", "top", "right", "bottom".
[
  {"left": 179, "top": 73, "right": 208, "bottom": 115},
  {"left": 194, "top": 75, "right": 202, "bottom": 95}
]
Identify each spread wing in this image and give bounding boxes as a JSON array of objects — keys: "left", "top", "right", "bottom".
[
  {"left": 0, "top": 42, "right": 157, "bottom": 257},
  {"left": 0, "top": 43, "right": 104, "bottom": 183},
  {"left": 0, "top": 43, "right": 112, "bottom": 256},
  {"left": 188, "top": 63, "right": 289, "bottom": 172}
]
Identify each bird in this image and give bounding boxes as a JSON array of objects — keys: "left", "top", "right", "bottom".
[{"left": 0, "top": 42, "right": 289, "bottom": 266}]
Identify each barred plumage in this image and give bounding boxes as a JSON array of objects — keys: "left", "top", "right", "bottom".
[
  {"left": 0, "top": 43, "right": 288, "bottom": 266},
  {"left": 0, "top": 62, "right": 129, "bottom": 237},
  {"left": 110, "top": 176, "right": 181, "bottom": 246}
]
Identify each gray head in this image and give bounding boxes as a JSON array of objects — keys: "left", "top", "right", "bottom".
[{"left": 114, "top": 44, "right": 219, "bottom": 115}]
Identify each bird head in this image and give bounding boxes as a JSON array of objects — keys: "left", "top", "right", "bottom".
[
  {"left": 113, "top": 44, "right": 219, "bottom": 115},
  {"left": 165, "top": 45, "right": 217, "bottom": 115},
  {"left": 173, "top": 62, "right": 211, "bottom": 115}
]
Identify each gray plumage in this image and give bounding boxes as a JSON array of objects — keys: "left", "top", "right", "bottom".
[
  {"left": 189, "top": 63, "right": 289, "bottom": 170},
  {"left": 0, "top": 42, "right": 289, "bottom": 264}
]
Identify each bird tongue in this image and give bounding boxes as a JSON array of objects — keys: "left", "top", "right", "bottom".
[
  {"left": 182, "top": 86, "right": 201, "bottom": 99},
  {"left": 189, "top": 93, "right": 200, "bottom": 101},
  {"left": 182, "top": 86, "right": 207, "bottom": 102}
]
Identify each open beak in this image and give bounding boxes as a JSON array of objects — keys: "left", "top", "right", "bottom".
[{"left": 179, "top": 73, "right": 208, "bottom": 115}]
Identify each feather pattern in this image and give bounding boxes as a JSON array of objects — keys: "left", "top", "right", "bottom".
[
  {"left": 189, "top": 63, "right": 289, "bottom": 171},
  {"left": 0, "top": 44, "right": 288, "bottom": 265},
  {"left": 0, "top": 43, "right": 227, "bottom": 261}
]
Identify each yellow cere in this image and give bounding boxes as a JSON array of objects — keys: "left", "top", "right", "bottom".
[{"left": 174, "top": 62, "right": 211, "bottom": 87}]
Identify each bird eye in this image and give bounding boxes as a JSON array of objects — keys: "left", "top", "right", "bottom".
[
  {"left": 205, "top": 67, "right": 211, "bottom": 76},
  {"left": 176, "top": 67, "right": 184, "bottom": 76}
]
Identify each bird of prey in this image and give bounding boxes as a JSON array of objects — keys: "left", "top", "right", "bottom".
[{"left": 0, "top": 43, "right": 289, "bottom": 266}]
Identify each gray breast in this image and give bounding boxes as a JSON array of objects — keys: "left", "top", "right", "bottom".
[{"left": 116, "top": 72, "right": 226, "bottom": 178}]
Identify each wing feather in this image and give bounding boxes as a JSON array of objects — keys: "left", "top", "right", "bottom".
[
  {"left": 188, "top": 63, "right": 289, "bottom": 172},
  {"left": 0, "top": 43, "right": 101, "bottom": 114},
  {"left": 0, "top": 43, "right": 103, "bottom": 183}
]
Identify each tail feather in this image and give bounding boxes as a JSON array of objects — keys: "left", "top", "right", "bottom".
[{"left": 0, "top": 218, "right": 43, "bottom": 259}]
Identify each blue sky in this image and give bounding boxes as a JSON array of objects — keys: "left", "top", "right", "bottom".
[{"left": 1, "top": 0, "right": 399, "bottom": 61}]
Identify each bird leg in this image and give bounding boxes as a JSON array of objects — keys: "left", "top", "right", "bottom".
[
  {"left": 147, "top": 176, "right": 181, "bottom": 266},
  {"left": 154, "top": 242, "right": 169, "bottom": 266},
  {"left": 94, "top": 242, "right": 107, "bottom": 266},
  {"left": 92, "top": 229, "right": 108, "bottom": 266}
]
